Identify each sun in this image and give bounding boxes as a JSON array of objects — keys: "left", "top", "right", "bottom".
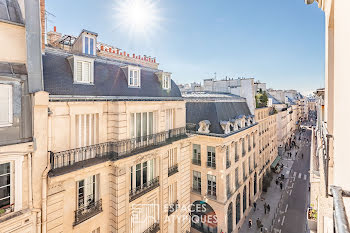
[{"left": 113, "top": 0, "right": 162, "bottom": 38}]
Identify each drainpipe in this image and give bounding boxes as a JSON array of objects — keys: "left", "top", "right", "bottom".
[{"left": 28, "top": 152, "right": 42, "bottom": 233}]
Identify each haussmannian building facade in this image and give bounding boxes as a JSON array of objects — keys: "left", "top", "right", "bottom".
[
  {"left": 183, "top": 93, "right": 276, "bottom": 233},
  {"left": 32, "top": 27, "right": 192, "bottom": 233}
]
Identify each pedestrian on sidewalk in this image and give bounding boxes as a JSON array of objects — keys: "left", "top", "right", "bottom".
[
  {"left": 267, "top": 204, "right": 270, "bottom": 213},
  {"left": 264, "top": 203, "right": 267, "bottom": 214},
  {"left": 253, "top": 202, "right": 257, "bottom": 211},
  {"left": 302, "top": 153, "right": 304, "bottom": 159},
  {"left": 256, "top": 218, "right": 261, "bottom": 229},
  {"left": 280, "top": 182, "right": 283, "bottom": 190},
  {"left": 275, "top": 179, "right": 279, "bottom": 186},
  {"left": 248, "top": 218, "right": 252, "bottom": 229}
]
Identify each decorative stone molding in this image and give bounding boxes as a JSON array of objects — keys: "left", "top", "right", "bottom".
[
  {"left": 220, "top": 121, "right": 231, "bottom": 134},
  {"left": 198, "top": 120, "right": 211, "bottom": 134}
]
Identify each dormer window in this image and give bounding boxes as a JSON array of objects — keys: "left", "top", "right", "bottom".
[
  {"left": 128, "top": 66, "right": 141, "bottom": 88},
  {"left": 69, "top": 55, "right": 94, "bottom": 84},
  {"left": 163, "top": 74, "right": 171, "bottom": 89},
  {"left": 83, "top": 35, "right": 95, "bottom": 55}
]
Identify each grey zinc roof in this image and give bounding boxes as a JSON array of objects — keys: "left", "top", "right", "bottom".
[
  {"left": 42, "top": 51, "right": 182, "bottom": 99},
  {"left": 0, "top": 0, "right": 23, "bottom": 24},
  {"left": 267, "top": 93, "right": 282, "bottom": 104},
  {"left": 186, "top": 102, "right": 251, "bottom": 134}
]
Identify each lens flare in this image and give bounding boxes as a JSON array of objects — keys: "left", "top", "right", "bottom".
[{"left": 113, "top": 0, "right": 162, "bottom": 38}]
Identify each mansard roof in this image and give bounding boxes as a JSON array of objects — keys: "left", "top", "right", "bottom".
[
  {"left": 42, "top": 49, "right": 182, "bottom": 100},
  {"left": 186, "top": 101, "right": 251, "bottom": 134},
  {"left": 0, "top": 0, "right": 23, "bottom": 25}
]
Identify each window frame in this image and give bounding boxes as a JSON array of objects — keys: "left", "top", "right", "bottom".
[
  {"left": 71, "top": 55, "right": 95, "bottom": 84},
  {"left": 76, "top": 174, "right": 99, "bottom": 210},
  {"left": 82, "top": 35, "right": 96, "bottom": 56},
  {"left": 162, "top": 74, "right": 171, "bottom": 89},
  {"left": 128, "top": 66, "right": 141, "bottom": 88},
  {"left": 0, "top": 84, "right": 13, "bottom": 127}
]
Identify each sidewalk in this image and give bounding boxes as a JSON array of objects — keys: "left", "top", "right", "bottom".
[{"left": 239, "top": 137, "right": 300, "bottom": 233}]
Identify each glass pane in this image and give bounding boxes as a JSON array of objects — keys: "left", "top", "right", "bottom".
[
  {"left": 0, "top": 163, "right": 10, "bottom": 175},
  {"left": 0, "top": 174, "right": 10, "bottom": 187},
  {"left": 0, "top": 197, "right": 10, "bottom": 208},
  {"left": 130, "top": 167, "right": 133, "bottom": 190},
  {"left": 143, "top": 162, "right": 147, "bottom": 184},
  {"left": 130, "top": 113, "right": 135, "bottom": 138},
  {"left": 136, "top": 113, "right": 141, "bottom": 139},
  {"left": 148, "top": 112, "right": 153, "bottom": 135},
  {"left": 0, "top": 186, "right": 10, "bottom": 200},
  {"left": 84, "top": 37, "right": 89, "bottom": 54},
  {"left": 142, "top": 113, "right": 147, "bottom": 137},
  {"left": 90, "top": 38, "right": 94, "bottom": 55},
  {"left": 136, "top": 164, "right": 141, "bottom": 187}
]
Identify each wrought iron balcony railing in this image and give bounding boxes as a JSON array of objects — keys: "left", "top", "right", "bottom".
[
  {"left": 129, "top": 177, "right": 160, "bottom": 202},
  {"left": 168, "top": 200, "right": 179, "bottom": 216},
  {"left": 50, "top": 127, "right": 186, "bottom": 171},
  {"left": 73, "top": 199, "right": 103, "bottom": 226},
  {"left": 207, "top": 161, "right": 216, "bottom": 169},
  {"left": 168, "top": 164, "right": 178, "bottom": 177},
  {"left": 192, "top": 159, "right": 201, "bottom": 166},
  {"left": 143, "top": 222, "right": 160, "bottom": 233}
]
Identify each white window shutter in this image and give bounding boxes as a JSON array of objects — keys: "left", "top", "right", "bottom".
[
  {"left": 76, "top": 61, "right": 83, "bottom": 81},
  {"left": 83, "top": 62, "right": 90, "bottom": 82},
  {"left": 0, "top": 84, "right": 12, "bottom": 126}
]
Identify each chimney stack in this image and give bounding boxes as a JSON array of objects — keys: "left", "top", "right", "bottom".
[{"left": 47, "top": 26, "right": 62, "bottom": 47}]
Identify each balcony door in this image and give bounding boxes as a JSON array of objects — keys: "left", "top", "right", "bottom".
[{"left": 130, "top": 112, "right": 154, "bottom": 144}]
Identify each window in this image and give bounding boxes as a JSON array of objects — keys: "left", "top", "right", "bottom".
[
  {"left": 243, "top": 161, "right": 246, "bottom": 179},
  {"left": 77, "top": 175, "right": 99, "bottom": 209},
  {"left": 165, "top": 109, "right": 174, "bottom": 131},
  {"left": 192, "top": 144, "right": 201, "bottom": 165},
  {"left": 207, "top": 175, "right": 216, "bottom": 197},
  {"left": 168, "top": 182, "right": 177, "bottom": 204},
  {"left": 130, "top": 159, "right": 156, "bottom": 190},
  {"left": 72, "top": 56, "right": 94, "bottom": 84},
  {"left": 130, "top": 112, "right": 154, "bottom": 140},
  {"left": 162, "top": 74, "right": 171, "bottom": 89},
  {"left": 75, "top": 114, "right": 99, "bottom": 147},
  {"left": 128, "top": 67, "right": 141, "bottom": 87},
  {"left": 0, "top": 163, "right": 11, "bottom": 209},
  {"left": 226, "top": 174, "right": 231, "bottom": 195},
  {"left": 0, "top": 84, "right": 13, "bottom": 127},
  {"left": 83, "top": 36, "right": 95, "bottom": 55},
  {"left": 193, "top": 171, "right": 201, "bottom": 193},
  {"left": 235, "top": 167, "right": 239, "bottom": 188},
  {"left": 207, "top": 146, "right": 216, "bottom": 168},
  {"left": 168, "top": 147, "right": 177, "bottom": 168}
]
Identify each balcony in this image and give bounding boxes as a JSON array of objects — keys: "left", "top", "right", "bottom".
[
  {"left": 129, "top": 177, "right": 160, "bottom": 202},
  {"left": 168, "top": 164, "right": 178, "bottom": 177},
  {"left": 50, "top": 127, "right": 187, "bottom": 173},
  {"left": 143, "top": 222, "right": 160, "bottom": 233},
  {"left": 168, "top": 200, "right": 178, "bottom": 216},
  {"left": 192, "top": 158, "right": 201, "bottom": 166},
  {"left": 73, "top": 199, "right": 103, "bottom": 226},
  {"left": 207, "top": 161, "right": 216, "bottom": 169},
  {"left": 226, "top": 160, "right": 231, "bottom": 169}
]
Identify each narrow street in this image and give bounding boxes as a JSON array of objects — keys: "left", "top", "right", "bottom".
[{"left": 273, "top": 129, "right": 311, "bottom": 233}]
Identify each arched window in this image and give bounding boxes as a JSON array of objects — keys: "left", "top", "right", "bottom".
[
  {"left": 243, "top": 186, "right": 247, "bottom": 213},
  {"left": 227, "top": 203, "right": 233, "bottom": 233},
  {"left": 236, "top": 194, "right": 241, "bottom": 224}
]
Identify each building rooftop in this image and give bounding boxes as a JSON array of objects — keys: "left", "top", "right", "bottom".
[
  {"left": 267, "top": 93, "right": 282, "bottom": 104},
  {"left": 0, "top": 0, "right": 23, "bottom": 25},
  {"left": 186, "top": 101, "right": 251, "bottom": 134},
  {"left": 182, "top": 91, "right": 246, "bottom": 102},
  {"left": 42, "top": 48, "right": 182, "bottom": 100}
]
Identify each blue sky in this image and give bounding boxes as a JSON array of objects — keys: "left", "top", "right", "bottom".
[{"left": 46, "top": 0, "right": 325, "bottom": 94}]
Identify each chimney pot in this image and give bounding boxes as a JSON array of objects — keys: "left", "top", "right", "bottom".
[
  {"left": 123, "top": 51, "right": 126, "bottom": 56},
  {"left": 109, "top": 48, "right": 112, "bottom": 52},
  {"left": 54, "top": 26, "right": 56, "bottom": 32},
  {"left": 112, "top": 50, "right": 115, "bottom": 53},
  {"left": 133, "top": 54, "right": 135, "bottom": 58},
  {"left": 101, "top": 45, "right": 104, "bottom": 50}
]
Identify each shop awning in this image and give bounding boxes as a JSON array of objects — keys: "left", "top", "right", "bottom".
[{"left": 271, "top": 156, "right": 281, "bottom": 169}]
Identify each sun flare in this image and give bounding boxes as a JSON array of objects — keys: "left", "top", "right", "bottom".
[{"left": 113, "top": 0, "right": 162, "bottom": 38}]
